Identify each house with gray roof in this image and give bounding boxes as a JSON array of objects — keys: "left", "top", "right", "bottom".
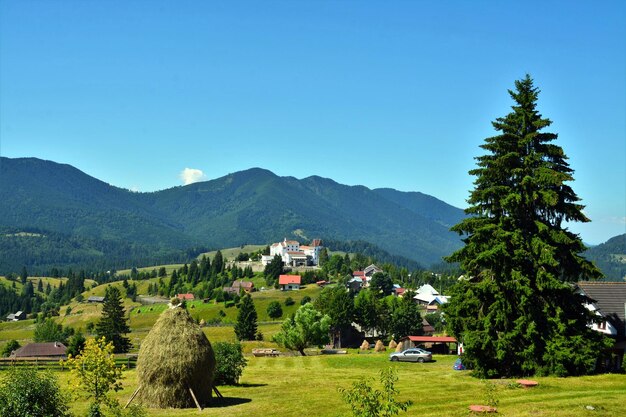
[
  {"left": 10, "top": 342, "right": 67, "bottom": 359},
  {"left": 5, "top": 311, "right": 27, "bottom": 321},
  {"left": 578, "top": 281, "right": 626, "bottom": 371}
]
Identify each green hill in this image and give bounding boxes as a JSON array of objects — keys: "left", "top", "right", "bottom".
[
  {"left": 0, "top": 157, "right": 466, "bottom": 272},
  {"left": 585, "top": 233, "right": 626, "bottom": 281}
]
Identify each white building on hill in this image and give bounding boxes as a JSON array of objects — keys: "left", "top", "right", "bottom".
[{"left": 261, "top": 238, "right": 323, "bottom": 267}]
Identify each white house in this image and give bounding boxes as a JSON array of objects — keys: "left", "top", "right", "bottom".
[{"left": 414, "top": 284, "right": 449, "bottom": 307}]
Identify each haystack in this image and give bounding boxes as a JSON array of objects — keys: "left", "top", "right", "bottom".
[
  {"left": 374, "top": 340, "right": 386, "bottom": 352},
  {"left": 397, "top": 339, "right": 411, "bottom": 352},
  {"left": 388, "top": 339, "right": 397, "bottom": 350},
  {"left": 136, "top": 306, "right": 216, "bottom": 408},
  {"left": 360, "top": 340, "right": 370, "bottom": 350}
]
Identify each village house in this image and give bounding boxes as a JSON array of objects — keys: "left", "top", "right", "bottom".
[
  {"left": 223, "top": 280, "right": 254, "bottom": 295},
  {"left": 10, "top": 342, "right": 68, "bottom": 359},
  {"left": 279, "top": 274, "right": 301, "bottom": 291},
  {"left": 176, "top": 293, "right": 195, "bottom": 301},
  {"left": 577, "top": 281, "right": 626, "bottom": 371},
  {"left": 349, "top": 264, "right": 384, "bottom": 290},
  {"left": 414, "top": 283, "right": 449, "bottom": 311},
  {"left": 87, "top": 296, "right": 105, "bottom": 303},
  {"left": 261, "top": 238, "right": 323, "bottom": 267},
  {"left": 5, "top": 311, "right": 27, "bottom": 322}
]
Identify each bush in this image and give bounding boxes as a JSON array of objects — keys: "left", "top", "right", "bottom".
[
  {"left": 339, "top": 367, "right": 411, "bottom": 417},
  {"left": 284, "top": 297, "right": 295, "bottom": 306},
  {"left": 300, "top": 295, "right": 312, "bottom": 305},
  {"left": 1, "top": 340, "right": 20, "bottom": 357},
  {"left": 0, "top": 367, "right": 71, "bottom": 417},
  {"left": 66, "top": 331, "right": 86, "bottom": 357},
  {"left": 213, "top": 341, "right": 248, "bottom": 385}
]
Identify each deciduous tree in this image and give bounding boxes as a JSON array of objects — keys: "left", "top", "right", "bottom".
[
  {"left": 67, "top": 337, "right": 124, "bottom": 416},
  {"left": 389, "top": 290, "right": 422, "bottom": 339},
  {"left": 266, "top": 300, "right": 283, "bottom": 319},
  {"left": 0, "top": 367, "right": 71, "bottom": 417},
  {"left": 445, "top": 75, "right": 609, "bottom": 377},
  {"left": 273, "top": 303, "right": 331, "bottom": 356}
]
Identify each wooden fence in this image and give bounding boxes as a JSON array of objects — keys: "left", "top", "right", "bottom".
[{"left": 0, "top": 355, "right": 137, "bottom": 371}]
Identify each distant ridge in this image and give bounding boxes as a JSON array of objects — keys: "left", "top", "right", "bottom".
[
  {"left": 0, "top": 156, "right": 466, "bottom": 271},
  {"left": 585, "top": 234, "right": 626, "bottom": 281}
]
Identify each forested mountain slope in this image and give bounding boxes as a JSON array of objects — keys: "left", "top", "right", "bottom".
[
  {"left": 1, "top": 157, "right": 466, "bottom": 270},
  {"left": 585, "top": 233, "right": 626, "bottom": 281}
]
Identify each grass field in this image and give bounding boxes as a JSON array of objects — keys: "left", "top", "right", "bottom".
[
  {"left": 46, "top": 353, "right": 626, "bottom": 417},
  {"left": 0, "top": 284, "right": 321, "bottom": 353}
]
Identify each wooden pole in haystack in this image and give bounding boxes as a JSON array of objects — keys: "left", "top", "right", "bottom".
[
  {"left": 124, "top": 386, "right": 142, "bottom": 409},
  {"left": 188, "top": 387, "right": 202, "bottom": 411}
]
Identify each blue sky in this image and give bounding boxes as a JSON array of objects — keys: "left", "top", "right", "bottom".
[{"left": 1, "top": 1, "right": 624, "bottom": 245}]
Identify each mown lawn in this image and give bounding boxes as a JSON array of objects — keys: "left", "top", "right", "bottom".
[{"left": 52, "top": 353, "right": 626, "bottom": 417}]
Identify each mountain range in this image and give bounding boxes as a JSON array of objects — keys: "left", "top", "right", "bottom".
[
  {"left": 0, "top": 157, "right": 465, "bottom": 272},
  {"left": 2, "top": 157, "right": 623, "bottom": 280}
]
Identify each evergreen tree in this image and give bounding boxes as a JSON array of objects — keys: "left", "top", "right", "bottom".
[
  {"left": 445, "top": 75, "right": 609, "bottom": 377},
  {"left": 212, "top": 250, "right": 224, "bottom": 275},
  {"left": 96, "top": 286, "right": 131, "bottom": 353},
  {"left": 263, "top": 255, "right": 283, "bottom": 287},
  {"left": 234, "top": 294, "right": 258, "bottom": 341},
  {"left": 20, "top": 266, "right": 28, "bottom": 284},
  {"left": 37, "top": 279, "right": 43, "bottom": 293}
]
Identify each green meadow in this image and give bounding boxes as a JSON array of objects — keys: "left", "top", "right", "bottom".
[
  {"left": 2, "top": 273, "right": 625, "bottom": 417},
  {"left": 51, "top": 354, "right": 626, "bottom": 417}
]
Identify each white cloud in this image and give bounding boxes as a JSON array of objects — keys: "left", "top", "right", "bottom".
[{"left": 179, "top": 168, "right": 207, "bottom": 185}]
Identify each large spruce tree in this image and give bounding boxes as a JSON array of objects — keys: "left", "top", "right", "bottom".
[
  {"left": 445, "top": 75, "right": 609, "bottom": 377},
  {"left": 96, "top": 286, "right": 131, "bottom": 353}
]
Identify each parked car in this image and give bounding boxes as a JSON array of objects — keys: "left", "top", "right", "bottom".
[{"left": 389, "top": 348, "right": 432, "bottom": 363}]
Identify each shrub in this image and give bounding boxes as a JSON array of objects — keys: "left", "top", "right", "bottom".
[
  {"left": 213, "top": 341, "right": 247, "bottom": 385},
  {"left": 66, "top": 331, "right": 86, "bottom": 357},
  {"left": 0, "top": 367, "right": 71, "bottom": 417},
  {"left": 339, "top": 367, "right": 411, "bottom": 417},
  {"left": 284, "top": 297, "right": 295, "bottom": 306},
  {"left": 1, "top": 340, "right": 20, "bottom": 357},
  {"left": 300, "top": 295, "right": 312, "bottom": 305}
]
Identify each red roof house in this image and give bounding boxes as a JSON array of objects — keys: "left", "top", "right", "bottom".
[
  {"left": 279, "top": 275, "right": 301, "bottom": 291},
  {"left": 176, "top": 293, "right": 195, "bottom": 301}
]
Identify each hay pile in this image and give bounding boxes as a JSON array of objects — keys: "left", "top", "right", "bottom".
[
  {"left": 388, "top": 340, "right": 397, "bottom": 350},
  {"left": 397, "top": 339, "right": 411, "bottom": 352},
  {"left": 360, "top": 340, "right": 370, "bottom": 351},
  {"left": 374, "top": 340, "right": 385, "bottom": 352},
  {"left": 136, "top": 307, "right": 216, "bottom": 408}
]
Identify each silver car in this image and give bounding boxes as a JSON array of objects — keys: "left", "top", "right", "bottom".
[{"left": 389, "top": 348, "right": 432, "bottom": 363}]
